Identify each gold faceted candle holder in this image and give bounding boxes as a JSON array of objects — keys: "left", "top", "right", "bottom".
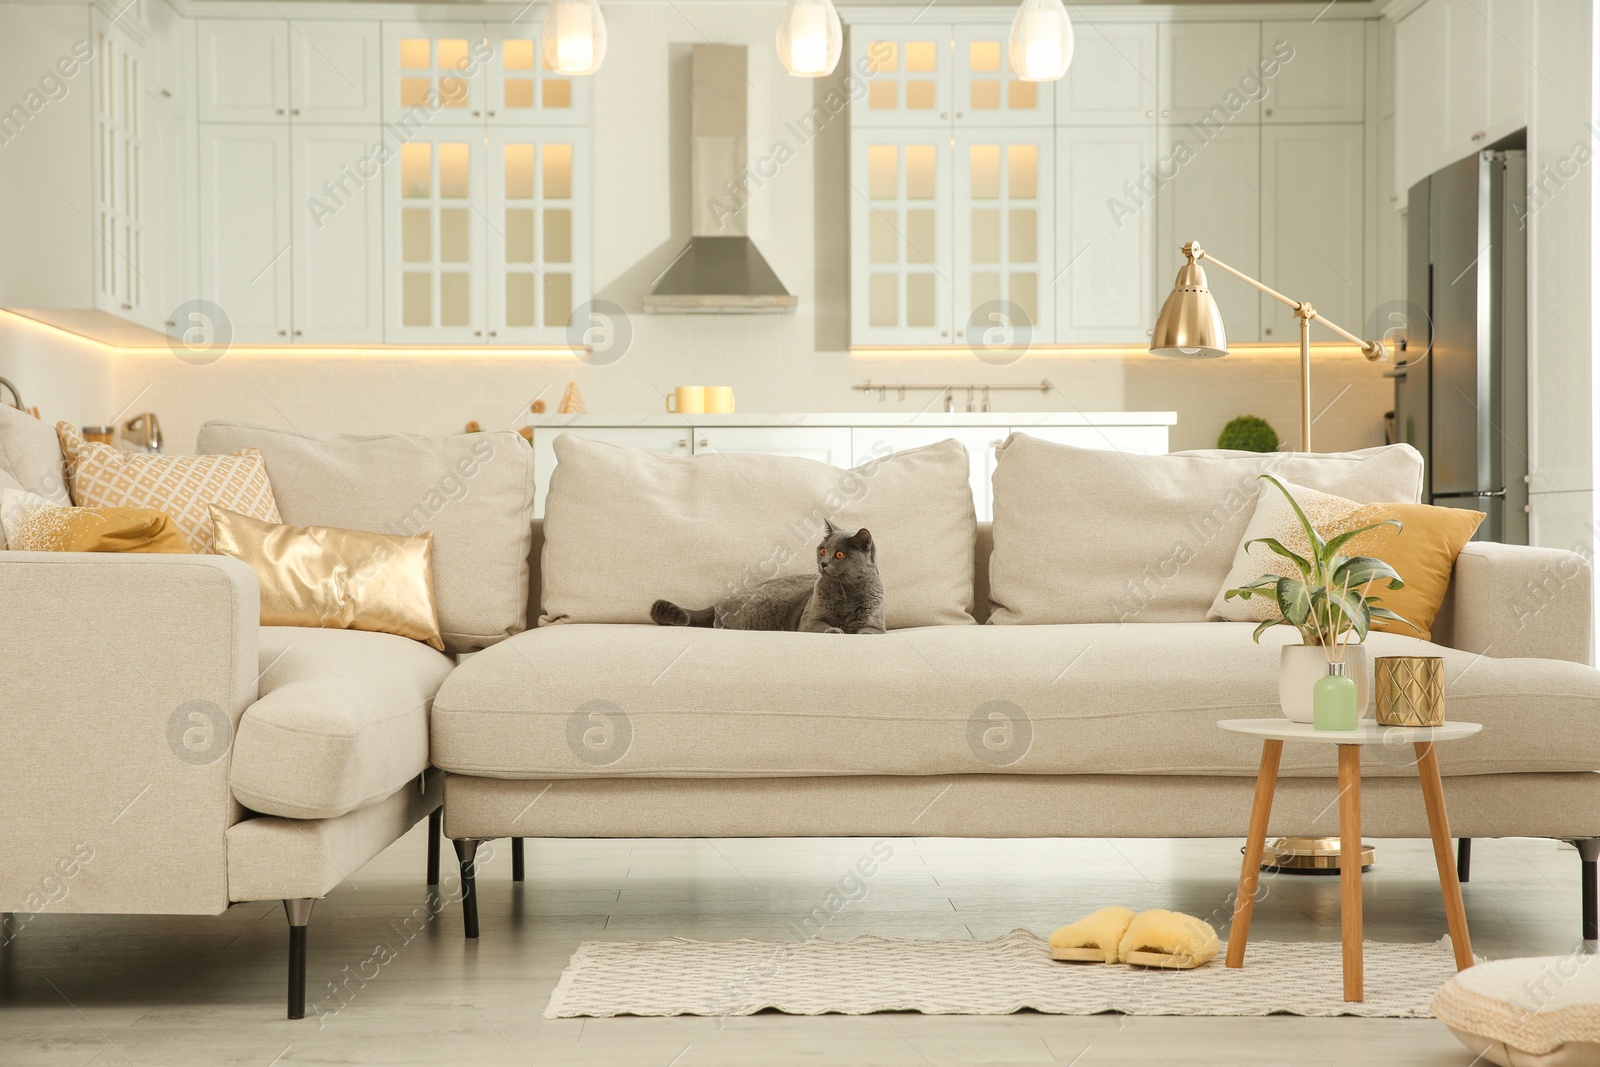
[{"left": 1375, "top": 656, "right": 1446, "bottom": 727}]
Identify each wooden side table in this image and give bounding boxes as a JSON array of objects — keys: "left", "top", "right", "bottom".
[{"left": 1217, "top": 718, "right": 1483, "bottom": 1002}]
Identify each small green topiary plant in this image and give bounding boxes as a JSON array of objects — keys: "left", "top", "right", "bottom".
[{"left": 1217, "top": 415, "right": 1280, "bottom": 453}]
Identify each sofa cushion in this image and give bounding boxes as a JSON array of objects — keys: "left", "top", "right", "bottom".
[
  {"left": 231, "top": 626, "right": 454, "bottom": 820},
  {"left": 430, "top": 622, "right": 1600, "bottom": 780},
  {"left": 197, "top": 421, "right": 535, "bottom": 653},
  {"left": 539, "top": 435, "right": 977, "bottom": 630},
  {"left": 0, "top": 405, "right": 69, "bottom": 505},
  {"left": 988, "top": 436, "right": 1426, "bottom": 625}
]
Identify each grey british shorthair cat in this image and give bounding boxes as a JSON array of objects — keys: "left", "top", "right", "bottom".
[{"left": 650, "top": 520, "right": 886, "bottom": 634}]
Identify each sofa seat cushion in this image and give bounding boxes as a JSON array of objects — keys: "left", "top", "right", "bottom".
[
  {"left": 231, "top": 627, "right": 454, "bottom": 820},
  {"left": 430, "top": 623, "right": 1600, "bottom": 780}
]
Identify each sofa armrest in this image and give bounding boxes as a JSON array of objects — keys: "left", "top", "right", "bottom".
[
  {"left": 1432, "top": 541, "right": 1592, "bottom": 665},
  {"left": 0, "top": 552, "right": 259, "bottom": 919}
]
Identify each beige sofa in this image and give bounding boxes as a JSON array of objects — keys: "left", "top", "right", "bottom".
[{"left": 3, "top": 418, "right": 1597, "bottom": 1024}]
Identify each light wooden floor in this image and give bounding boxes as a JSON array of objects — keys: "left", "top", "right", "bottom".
[{"left": 2, "top": 828, "right": 1590, "bottom": 1065}]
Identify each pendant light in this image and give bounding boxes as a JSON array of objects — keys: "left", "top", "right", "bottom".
[
  {"left": 776, "top": 0, "right": 842, "bottom": 77},
  {"left": 542, "top": 0, "right": 608, "bottom": 77},
  {"left": 1007, "top": 0, "right": 1074, "bottom": 82}
]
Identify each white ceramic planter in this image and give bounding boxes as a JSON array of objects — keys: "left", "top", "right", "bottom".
[{"left": 1279, "top": 644, "right": 1372, "bottom": 724}]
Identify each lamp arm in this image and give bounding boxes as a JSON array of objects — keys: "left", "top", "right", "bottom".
[{"left": 1193, "top": 250, "right": 1387, "bottom": 363}]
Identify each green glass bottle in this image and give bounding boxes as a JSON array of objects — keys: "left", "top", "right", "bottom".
[{"left": 1313, "top": 661, "right": 1359, "bottom": 731}]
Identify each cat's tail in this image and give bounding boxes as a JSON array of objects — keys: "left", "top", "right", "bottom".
[{"left": 650, "top": 600, "right": 714, "bottom": 627}]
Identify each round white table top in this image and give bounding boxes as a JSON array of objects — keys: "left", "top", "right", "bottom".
[{"left": 1217, "top": 718, "right": 1482, "bottom": 745}]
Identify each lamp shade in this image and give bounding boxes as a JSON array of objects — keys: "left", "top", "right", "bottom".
[
  {"left": 542, "top": 0, "right": 608, "bottom": 76},
  {"left": 1007, "top": 0, "right": 1075, "bottom": 82},
  {"left": 1150, "top": 257, "right": 1228, "bottom": 358},
  {"left": 777, "top": 0, "right": 843, "bottom": 77}
]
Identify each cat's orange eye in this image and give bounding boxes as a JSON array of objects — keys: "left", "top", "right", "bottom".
[{"left": 834, "top": 550, "right": 844, "bottom": 559}]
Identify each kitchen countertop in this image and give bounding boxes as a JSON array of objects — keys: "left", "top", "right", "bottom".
[{"left": 526, "top": 411, "right": 1178, "bottom": 427}]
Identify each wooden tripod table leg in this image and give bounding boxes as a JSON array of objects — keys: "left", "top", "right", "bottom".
[
  {"left": 1338, "top": 744, "right": 1364, "bottom": 1002},
  {"left": 1415, "top": 741, "right": 1475, "bottom": 970},
  {"left": 1227, "top": 739, "right": 1283, "bottom": 969}
]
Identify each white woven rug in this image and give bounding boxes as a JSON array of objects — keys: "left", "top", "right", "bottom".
[{"left": 545, "top": 929, "right": 1462, "bottom": 1019}]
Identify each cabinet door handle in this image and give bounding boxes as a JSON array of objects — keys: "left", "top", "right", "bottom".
[
  {"left": 956, "top": 330, "right": 965, "bottom": 338},
  {"left": 278, "top": 329, "right": 287, "bottom": 337},
  {"left": 677, "top": 438, "right": 688, "bottom": 448},
  {"left": 1146, "top": 110, "right": 1154, "bottom": 118},
  {"left": 120, "top": 302, "right": 132, "bottom": 310},
  {"left": 474, "top": 330, "right": 483, "bottom": 337},
  {"left": 294, "top": 329, "right": 303, "bottom": 337},
  {"left": 955, "top": 110, "right": 964, "bottom": 119},
  {"left": 292, "top": 108, "right": 301, "bottom": 116},
  {"left": 941, "top": 330, "right": 949, "bottom": 338},
  {"left": 1161, "top": 110, "right": 1170, "bottom": 117},
  {"left": 487, "top": 330, "right": 497, "bottom": 337},
  {"left": 487, "top": 110, "right": 496, "bottom": 117},
  {"left": 161, "top": 88, "right": 171, "bottom": 98},
  {"left": 165, "top": 319, "right": 176, "bottom": 327},
  {"left": 940, "top": 111, "right": 948, "bottom": 119},
  {"left": 472, "top": 110, "right": 481, "bottom": 117},
  {"left": 1471, "top": 130, "right": 1486, "bottom": 141},
  {"left": 276, "top": 108, "right": 285, "bottom": 115},
  {"left": 1264, "top": 327, "right": 1273, "bottom": 337},
  {"left": 698, "top": 438, "right": 709, "bottom": 448}
]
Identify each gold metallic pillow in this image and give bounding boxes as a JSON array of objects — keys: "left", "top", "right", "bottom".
[
  {"left": 209, "top": 506, "right": 445, "bottom": 650},
  {"left": 1, "top": 488, "right": 191, "bottom": 554}
]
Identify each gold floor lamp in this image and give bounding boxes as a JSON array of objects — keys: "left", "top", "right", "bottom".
[
  {"left": 1149, "top": 241, "right": 1389, "bottom": 452},
  {"left": 1150, "top": 241, "right": 1392, "bottom": 873}
]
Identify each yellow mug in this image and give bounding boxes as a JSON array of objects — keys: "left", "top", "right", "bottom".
[
  {"left": 703, "top": 386, "right": 735, "bottom": 414},
  {"left": 666, "top": 386, "right": 705, "bottom": 414}
]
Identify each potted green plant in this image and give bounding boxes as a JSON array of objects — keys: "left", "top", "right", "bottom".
[
  {"left": 1217, "top": 415, "right": 1279, "bottom": 453},
  {"left": 1223, "top": 476, "right": 1415, "bottom": 727}
]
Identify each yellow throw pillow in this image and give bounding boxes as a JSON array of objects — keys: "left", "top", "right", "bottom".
[
  {"left": 1, "top": 489, "right": 191, "bottom": 553},
  {"left": 210, "top": 506, "right": 445, "bottom": 650},
  {"left": 1210, "top": 479, "right": 1485, "bottom": 640},
  {"left": 56, "top": 422, "right": 281, "bottom": 554}
]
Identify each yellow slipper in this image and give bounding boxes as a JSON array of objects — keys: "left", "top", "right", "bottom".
[
  {"left": 1048, "top": 906, "right": 1136, "bottom": 963},
  {"left": 1116, "top": 909, "right": 1221, "bottom": 969}
]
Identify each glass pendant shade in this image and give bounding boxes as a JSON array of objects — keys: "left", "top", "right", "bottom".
[
  {"left": 777, "top": 0, "right": 843, "bottom": 77},
  {"left": 542, "top": 0, "right": 608, "bottom": 76},
  {"left": 1007, "top": 0, "right": 1075, "bottom": 82}
]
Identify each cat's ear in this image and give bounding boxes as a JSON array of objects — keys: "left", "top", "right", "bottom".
[
  {"left": 850, "top": 528, "right": 873, "bottom": 549},
  {"left": 823, "top": 518, "right": 839, "bottom": 538}
]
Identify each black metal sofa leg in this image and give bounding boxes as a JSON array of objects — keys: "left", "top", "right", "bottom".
[
  {"left": 427, "top": 808, "right": 442, "bottom": 887},
  {"left": 454, "top": 839, "right": 482, "bottom": 939},
  {"left": 1577, "top": 839, "right": 1600, "bottom": 941},
  {"left": 1457, "top": 838, "right": 1471, "bottom": 883},
  {"left": 512, "top": 838, "right": 525, "bottom": 882},
  {"left": 284, "top": 898, "right": 315, "bottom": 1020}
]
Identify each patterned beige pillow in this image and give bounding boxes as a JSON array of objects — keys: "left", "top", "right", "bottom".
[{"left": 57, "top": 423, "right": 281, "bottom": 554}]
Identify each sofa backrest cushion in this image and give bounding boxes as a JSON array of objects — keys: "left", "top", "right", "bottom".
[
  {"left": 197, "top": 421, "right": 535, "bottom": 653},
  {"left": 539, "top": 434, "right": 977, "bottom": 629},
  {"left": 0, "top": 405, "right": 69, "bottom": 506},
  {"left": 987, "top": 434, "right": 1426, "bottom": 625}
]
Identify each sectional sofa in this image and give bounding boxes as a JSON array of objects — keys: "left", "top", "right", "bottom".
[{"left": 2, "top": 415, "right": 1597, "bottom": 1021}]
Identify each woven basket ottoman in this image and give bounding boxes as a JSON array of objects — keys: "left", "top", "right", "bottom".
[{"left": 1433, "top": 955, "right": 1600, "bottom": 1066}]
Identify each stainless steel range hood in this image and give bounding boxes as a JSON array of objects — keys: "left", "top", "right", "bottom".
[{"left": 644, "top": 44, "right": 798, "bottom": 314}]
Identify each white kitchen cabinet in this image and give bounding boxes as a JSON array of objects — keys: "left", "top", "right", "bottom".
[
  {"left": 383, "top": 22, "right": 488, "bottom": 122},
  {"left": 485, "top": 128, "right": 590, "bottom": 342},
  {"left": 385, "top": 129, "right": 487, "bottom": 342},
  {"left": 289, "top": 21, "right": 382, "bottom": 123},
  {"left": 93, "top": 18, "right": 150, "bottom": 326},
  {"left": 1394, "top": 0, "right": 1530, "bottom": 202},
  {"left": 848, "top": 23, "right": 953, "bottom": 128},
  {"left": 850, "top": 127, "right": 954, "bottom": 345},
  {"left": 1259, "top": 124, "right": 1365, "bottom": 342},
  {"left": 197, "top": 19, "right": 290, "bottom": 122},
  {"left": 1158, "top": 22, "right": 1262, "bottom": 126},
  {"left": 487, "top": 25, "right": 589, "bottom": 127},
  {"left": 695, "top": 427, "right": 854, "bottom": 468},
  {"left": 1055, "top": 125, "right": 1159, "bottom": 343},
  {"left": 953, "top": 128, "right": 1053, "bottom": 345},
  {"left": 1055, "top": 22, "right": 1158, "bottom": 126},
  {"left": 952, "top": 26, "right": 1051, "bottom": 127},
  {"left": 292, "top": 125, "right": 384, "bottom": 343},
  {"left": 1260, "top": 20, "right": 1364, "bottom": 124},
  {"left": 199, "top": 124, "right": 293, "bottom": 341},
  {"left": 147, "top": 100, "right": 194, "bottom": 335},
  {"left": 1156, "top": 120, "right": 1261, "bottom": 343}
]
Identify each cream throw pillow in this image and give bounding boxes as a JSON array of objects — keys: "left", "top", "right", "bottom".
[
  {"left": 540, "top": 435, "right": 978, "bottom": 629},
  {"left": 986, "top": 435, "right": 1426, "bottom": 625},
  {"left": 57, "top": 422, "right": 280, "bottom": 554},
  {"left": 1210, "top": 479, "right": 1485, "bottom": 640}
]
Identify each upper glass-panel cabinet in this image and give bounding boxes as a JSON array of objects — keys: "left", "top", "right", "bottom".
[
  {"left": 952, "top": 27, "right": 1052, "bottom": 126},
  {"left": 488, "top": 27, "right": 589, "bottom": 126},
  {"left": 849, "top": 128, "right": 953, "bottom": 345},
  {"left": 486, "top": 129, "right": 590, "bottom": 342},
  {"left": 954, "top": 130, "right": 1053, "bottom": 345},
  {"left": 848, "top": 25, "right": 953, "bottom": 127},
  {"left": 384, "top": 131, "right": 487, "bottom": 341}
]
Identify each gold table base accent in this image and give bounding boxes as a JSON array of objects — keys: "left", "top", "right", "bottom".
[{"left": 1261, "top": 836, "right": 1375, "bottom": 874}]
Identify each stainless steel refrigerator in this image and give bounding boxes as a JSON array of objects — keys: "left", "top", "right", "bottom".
[{"left": 1395, "top": 149, "right": 1529, "bottom": 544}]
